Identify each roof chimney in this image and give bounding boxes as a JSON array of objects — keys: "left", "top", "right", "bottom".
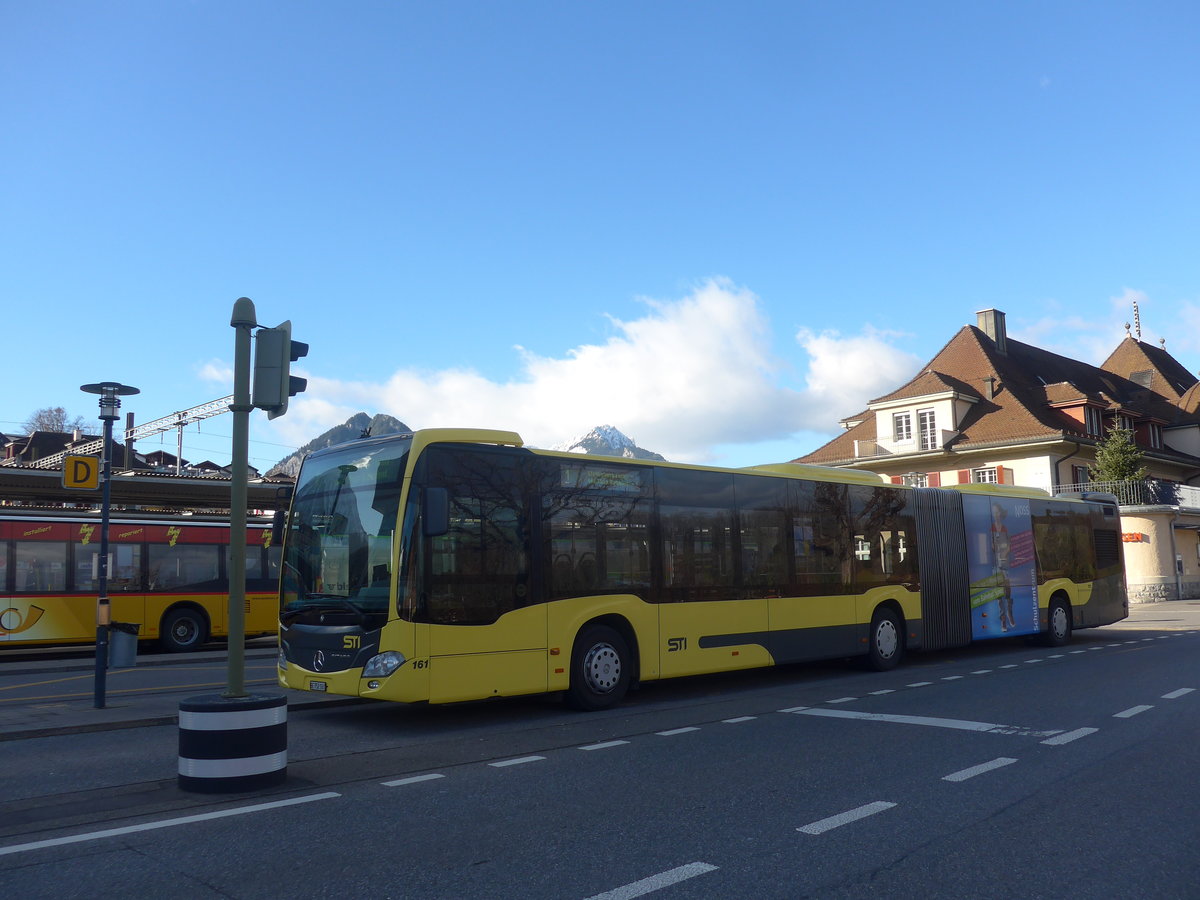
[{"left": 976, "top": 308, "right": 1007, "bottom": 356}]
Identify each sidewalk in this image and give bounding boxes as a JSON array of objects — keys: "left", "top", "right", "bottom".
[
  {"left": 0, "top": 645, "right": 362, "bottom": 742},
  {"left": 2, "top": 602, "right": 1197, "bottom": 742}
]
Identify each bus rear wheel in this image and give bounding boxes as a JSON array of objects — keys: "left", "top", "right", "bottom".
[
  {"left": 1045, "top": 597, "right": 1072, "bottom": 647},
  {"left": 161, "top": 607, "right": 209, "bottom": 653},
  {"left": 566, "top": 624, "right": 631, "bottom": 711},
  {"left": 866, "top": 607, "right": 904, "bottom": 671}
]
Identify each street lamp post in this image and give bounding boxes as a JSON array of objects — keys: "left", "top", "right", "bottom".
[{"left": 80, "top": 381, "right": 140, "bottom": 709}]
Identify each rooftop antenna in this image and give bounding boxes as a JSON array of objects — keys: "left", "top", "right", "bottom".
[{"left": 1133, "top": 298, "right": 1142, "bottom": 339}]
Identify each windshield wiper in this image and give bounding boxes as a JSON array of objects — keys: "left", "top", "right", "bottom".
[{"left": 282, "top": 594, "right": 368, "bottom": 624}]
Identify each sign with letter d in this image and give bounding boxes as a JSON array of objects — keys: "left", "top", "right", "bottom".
[{"left": 63, "top": 455, "right": 100, "bottom": 490}]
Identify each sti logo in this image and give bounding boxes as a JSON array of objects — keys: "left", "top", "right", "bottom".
[{"left": 667, "top": 636, "right": 687, "bottom": 652}]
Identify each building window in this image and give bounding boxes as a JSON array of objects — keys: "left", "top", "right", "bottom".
[
  {"left": 1147, "top": 423, "right": 1162, "bottom": 449},
  {"left": 972, "top": 467, "right": 999, "bottom": 484},
  {"left": 893, "top": 412, "right": 912, "bottom": 443},
  {"left": 1085, "top": 407, "right": 1102, "bottom": 436},
  {"left": 1113, "top": 414, "right": 1134, "bottom": 432},
  {"left": 918, "top": 409, "right": 937, "bottom": 451},
  {"left": 1071, "top": 464, "right": 1090, "bottom": 486},
  {"left": 901, "top": 473, "right": 928, "bottom": 487}
]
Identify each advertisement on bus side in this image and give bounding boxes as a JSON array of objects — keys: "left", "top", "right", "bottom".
[{"left": 964, "top": 495, "right": 1038, "bottom": 639}]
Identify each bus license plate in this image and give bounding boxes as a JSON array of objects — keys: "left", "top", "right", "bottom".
[{"left": 309, "top": 681, "right": 327, "bottom": 692}]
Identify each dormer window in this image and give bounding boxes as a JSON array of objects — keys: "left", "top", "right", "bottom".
[
  {"left": 1112, "top": 414, "right": 1134, "bottom": 432},
  {"left": 1147, "top": 423, "right": 1162, "bottom": 449},
  {"left": 893, "top": 412, "right": 912, "bottom": 443},
  {"left": 1085, "top": 407, "right": 1102, "bottom": 437}
]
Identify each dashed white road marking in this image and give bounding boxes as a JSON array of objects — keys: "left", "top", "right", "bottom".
[
  {"left": 972, "top": 670, "right": 992, "bottom": 675},
  {"left": 0, "top": 792, "right": 341, "bottom": 857},
  {"left": 943, "top": 757, "right": 1019, "bottom": 782},
  {"left": 869, "top": 689, "right": 895, "bottom": 695},
  {"left": 1042, "top": 727, "right": 1098, "bottom": 745},
  {"left": 907, "top": 681, "right": 934, "bottom": 687},
  {"left": 942, "top": 676, "right": 964, "bottom": 681},
  {"left": 656, "top": 727, "right": 700, "bottom": 736},
  {"left": 585, "top": 862, "right": 718, "bottom": 900},
  {"left": 489, "top": 756, "right": 545, "bottom": 767},
  {"left": 382, "top": 773, "right": 444, "bottom": 787},
  {"left": 1114, "top": 705, "right": 1153, "bottom": 718},
  {"left": 827, "top": 697, "right": 857, "bottom": 704},
  {"left": 723, "top": 716, "right": 756, "bottom": 724},
  {"left": 1163, "top": 688, "right": 1195, "bottom": 699},
  {"left": 798, "top": 801, "right": 897, "bottom": 835},
  {"left": 580, "top": 740, "right": 630, "bottom": 751}
]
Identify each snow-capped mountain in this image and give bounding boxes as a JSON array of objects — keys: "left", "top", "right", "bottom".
[
  {"left": 267, "top": 413, "right": 411, "bottom": 477},
  {"left": 552, "top": 425, "right": 666, "bottom": 461}
]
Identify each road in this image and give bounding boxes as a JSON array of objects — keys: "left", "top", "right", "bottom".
[{"left": 1, "top": 604, "right": 1198, "bottom": 898}]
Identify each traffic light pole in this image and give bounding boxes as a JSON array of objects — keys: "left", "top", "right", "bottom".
[
  {"left": 177, "top": 297, "right": 298, "bottom": 793},
  {"left": 225, "top": 297, "right": 257, "bottom": 698}
]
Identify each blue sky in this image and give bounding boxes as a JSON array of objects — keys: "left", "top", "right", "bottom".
[{"left": 3, "top": 2, "right": 1198, "bottom": 472}]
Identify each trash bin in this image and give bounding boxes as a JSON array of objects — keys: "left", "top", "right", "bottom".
[{"left": 108, "top": 622, "right": 141, "bottom": 668}]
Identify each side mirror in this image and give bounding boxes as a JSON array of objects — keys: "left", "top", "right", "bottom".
[
  {"left": 271, "top": 508, "right": 287, "bottom": 547},
  {"left": 423, "top": 487, "right": 449, "bottom": 537}
]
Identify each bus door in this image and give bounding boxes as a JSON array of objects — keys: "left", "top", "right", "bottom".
[
  {"left": 657, "top": 500, "right": 770, "bottom": 678},
  {"left": 421, "top": 453, "right": 547, "bottom": 703}
]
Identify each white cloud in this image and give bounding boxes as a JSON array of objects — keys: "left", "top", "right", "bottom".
[
  {"left": 797, "top": 326, "right": 922, "bottom": 414},
  {"left": 260, "top": 279, "right": 923, "bottom": 466},
  {"left": 197, "top": 359, "right": 233, "bottom": 386}
]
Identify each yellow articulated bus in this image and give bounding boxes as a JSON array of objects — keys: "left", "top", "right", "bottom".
[
  {"left": 0, "top": 511, "right": 281, "bottom": 652},
  {"left": 276, "top": 428, "right": 1128, "bottom": 710}
]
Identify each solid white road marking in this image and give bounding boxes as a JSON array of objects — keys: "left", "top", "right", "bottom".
[
  {"left": 1114, "top": 705, "right": 1153, "bottom": 718},
  {"left": 791, "top": 708, "right": 1002, "bottom": 732},
  {"left": 585, "top": 862, "right": 718, "bottom": 900},
  {"left": 798, "top": 802, "right": 897, "bottom": 835},
  {"left": 0, "top": 792, "right": 341, "bottom": 857},
  {"left": 1042, "top": 727, "right": 1098, "bottom": 745},
  {"left": 1162, "top": 688, "right": 1195, "bottom": 699},
  {"left": 943, "top": 757, "right": 1019, "bottom": 782},
  {"left": 382, "top": 774, "right": 444, "bottom": 787},
  {"left": 489, "top": 756, "right": 545, "bottom": 767},
  {"left": 580, "top": 740, "right": 631, "bottom": 750}
]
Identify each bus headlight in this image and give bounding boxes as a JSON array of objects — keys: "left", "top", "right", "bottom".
[
  {"left": 362, "top": 651, "right": 407, "bottom": 678},
  {"left": 277, "top": 649, "right": 288, "bottom": 671}
]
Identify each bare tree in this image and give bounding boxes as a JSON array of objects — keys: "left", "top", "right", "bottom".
[{"left": 22, "top": 406, "right": 89, "bottom": 434}]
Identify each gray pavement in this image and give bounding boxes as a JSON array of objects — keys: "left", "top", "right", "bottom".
[
  {"left": 1, "top": 601, "right": 1197, "bottom": 742},
  {"left": 0, "top": 642, "right": 362, "bottom": 742}
]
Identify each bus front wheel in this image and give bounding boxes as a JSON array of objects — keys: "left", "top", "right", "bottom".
[
  {"left": 566, "top": 624, "right": 631, "bottom": 711},
  {"left": 866, "top": 607, "right": 904, "bottom": 671},
  {"left": 161, "top": 607, "right": 209, "bottom": 653}
]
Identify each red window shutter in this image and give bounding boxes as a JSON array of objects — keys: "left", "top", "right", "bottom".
[
  {"left": 999, "top": 466, "right": 1014, "bottom": 485},
  {"left": 957, "top": 469, "right": 970, "bottom": 484},
  {"left": 890, "top": 476, "right": 903, "bottom": 485},
  {"left": 928, "top": 472, "right": 941, "bottom": 487}
]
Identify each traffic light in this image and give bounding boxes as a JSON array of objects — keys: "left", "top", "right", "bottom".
[{"left": 252, "top": 320, "right": 309, "bottom": 419}]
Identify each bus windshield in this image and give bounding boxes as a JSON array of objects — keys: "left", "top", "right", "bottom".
[{"left": 280, "top": 436, "right": 412, "bottom": 627}]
